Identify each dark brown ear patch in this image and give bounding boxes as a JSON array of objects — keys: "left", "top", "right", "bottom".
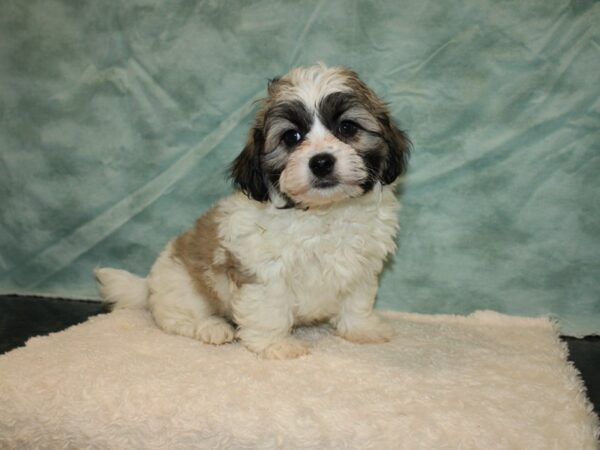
[
  {"left": 379, "top": 115, "right": 410, "bottom": 184},
  {"left": 230, "top": 128, "right": 269, "bottom": 201}
]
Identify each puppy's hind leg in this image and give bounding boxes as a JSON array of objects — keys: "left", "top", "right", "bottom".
[{"left": 148, "top": 244, "right": 234, "bottom": 345}]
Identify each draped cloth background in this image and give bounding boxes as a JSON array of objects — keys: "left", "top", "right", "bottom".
[{"left": 1, "top": 0, "right": 598, "bottom": 335}]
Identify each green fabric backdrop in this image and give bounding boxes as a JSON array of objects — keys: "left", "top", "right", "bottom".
[{"left": 1, "top": 0, "right": 598, "bottom": 335}]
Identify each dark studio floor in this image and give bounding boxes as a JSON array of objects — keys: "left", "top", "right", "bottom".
[{"left": 0, "top": 294, "right": 598, "bottom": 416}]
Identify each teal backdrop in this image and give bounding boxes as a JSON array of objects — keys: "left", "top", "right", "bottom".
[{"left": 1, "top": 0, "right": 598, "bottom": 335}]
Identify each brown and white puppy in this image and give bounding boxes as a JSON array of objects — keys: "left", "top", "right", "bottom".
[{"left": 96, "top": 63, "right": 410, "bottom": 359}]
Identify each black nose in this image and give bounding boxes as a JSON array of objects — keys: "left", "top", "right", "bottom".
[{"left": 309, "top": 153, "right": 336, "bottom": 178}]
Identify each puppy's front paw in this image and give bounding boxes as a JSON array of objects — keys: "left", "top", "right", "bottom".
[
  {"left": 337, "top": 320, "right": 395, "bottom": 344},
  {"left": 194, "top": 317, "right": 235, "bottom": 345},
  {"left": 261, "top": 338, "right": 310, "bottom": 360}
]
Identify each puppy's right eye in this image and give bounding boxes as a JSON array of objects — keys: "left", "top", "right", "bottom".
[{"left": 282, "top": 129, "right": 303, "bottom": 147}]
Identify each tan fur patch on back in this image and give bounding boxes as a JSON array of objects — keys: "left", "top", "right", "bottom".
[{"left": 172, "top": 207, "right": 254, "bottom": 316}]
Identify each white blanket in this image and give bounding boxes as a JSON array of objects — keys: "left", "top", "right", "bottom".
[{"left": 1, "top": 309, "right": 598, "bottom": 449}]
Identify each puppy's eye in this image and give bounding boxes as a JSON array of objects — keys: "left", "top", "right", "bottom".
[
  {"left": 282, "top": 129, "right": 303, "bottom": 147},
  {"left": 338, "top": 120, "right": 358, "bottom": 138}
]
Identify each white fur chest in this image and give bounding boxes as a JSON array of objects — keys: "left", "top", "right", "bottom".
[{"left": 217, "top": 186, "right": 399, "bottom": 321}]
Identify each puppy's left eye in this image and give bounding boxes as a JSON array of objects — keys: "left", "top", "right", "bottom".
[{"left": 338, "top": 120, "right": 358, "bottom": 138}]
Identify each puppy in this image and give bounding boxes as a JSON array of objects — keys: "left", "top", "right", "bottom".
[{"left": 96, "top": 63, "right": 410, "bottom": 359}]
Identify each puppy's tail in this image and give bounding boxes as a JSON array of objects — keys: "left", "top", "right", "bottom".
[{"left": 94, "top": 267, "right": 149, "bottom": 310}]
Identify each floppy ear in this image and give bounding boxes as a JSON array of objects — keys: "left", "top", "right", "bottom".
[
  {"left": 230, "top": 128, "right": 269, "bottom": 201},
  {"left": 379, "top": 115, "right": 411, "bottom": 185}
]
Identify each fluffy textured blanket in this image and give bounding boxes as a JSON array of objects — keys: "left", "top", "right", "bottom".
[{"left": 0, "top": 309, "right": 598, "bottom": 449}]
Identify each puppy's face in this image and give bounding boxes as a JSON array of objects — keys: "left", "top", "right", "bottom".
[{"left": 231, "top": 65, "right": 410, "bottom": 208}]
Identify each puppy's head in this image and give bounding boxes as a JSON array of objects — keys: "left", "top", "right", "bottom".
[{"left": 231, "top": 64, "right": 410, "bottom": 208}]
